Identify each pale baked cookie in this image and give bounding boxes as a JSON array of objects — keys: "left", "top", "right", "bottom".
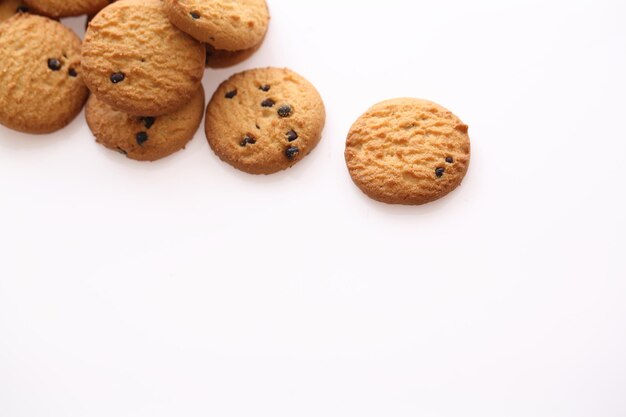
[
  {"left": 345, "top": 98, "right": 471, "bottom": 205},
  {"left": 205, "top": 40, "right": 262, "bottom": 69},
  {"left": 0, "top": 0, "right": 27, "bottom": 22},
  {"left": 23, "top": 0, "right": 112, "bottom": 18},
  {"left": 0, "top": 14, "right": 89, "bottom": 134},
  {"left": 82, "top": 0, "right": 205, "bottom": 116},
  {"left": 86, "top": 86, "right": 204, "bottom": 161},
  {"left": 163, "top": 0, "right": 269, "bottom": 51},
  {"left": 205, "top": 67, "right": 325, "bottom": 175}
]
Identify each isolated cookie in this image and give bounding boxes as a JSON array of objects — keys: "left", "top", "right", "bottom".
[
  {"left": 0, "top": 14, "right": 88, "bottom": 134},
  {"left": 0, "top": 0, "right": 27, "bottom": 22},
  {"left": 163, "top": 0, "right": 269, "bottom": 51},
  {"left": 82, "top": 0, "right": 205, "bottom": 116},
  {"left": 205, "top": 40, "right": 262, "bottom": 69},
  {"left": 205, "top": 67, "right": 325, "bottom": 175},
  {"left": 345, "top": 98, "right": 471, "bottom": 205},
  {"left": 86, "top": 86, "right": 204, "bottom": 161},
  {"left": 23, "top": 0, "right": 111, "bottom": 18}
]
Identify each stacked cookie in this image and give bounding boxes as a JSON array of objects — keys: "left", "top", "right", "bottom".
[
  {"left": 0, "top": 0, "right": 471, "bottom": 205},
  {"left": 82, "top": 0, "right": 206, "bottom": 160}
]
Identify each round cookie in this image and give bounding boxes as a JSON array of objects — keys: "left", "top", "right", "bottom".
[
  {"left": 345, "top": 98, "right": 471, "bottom": 205},
  {"left": 82, "top": 0, "right": 205, "bottom": 116},
  {"left": 0, "top": 14, "right": 89, "bottom": 134},
  {"left": 205, "top": 41, "right": 262, "bottom": 69},
  {"left": 205, "top": 67, "right": 325, "bottom": 175},
  {"left": 163, "top": 0, "right": 269, "bottom": 51},
  {"left": 86, "top": 86, "right": 205, "bottom": 161},
  {"left": 0, "top": 1, "right": 27, "bottom": 22},
  {"left": 23, "top": 0, "right": 111, "bottom": 18}
]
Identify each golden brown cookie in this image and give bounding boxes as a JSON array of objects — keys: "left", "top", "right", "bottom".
[
  {"left": 86, "top": 86, "right": 204, "bottom": 161},
  {"left": 0, "top": 0, "right": 27, "bottom": 22},
  {"left": 0, "top": 14, "right": 88, "bottom": 134},
  {"left": 345, "top": 98, "right": 471, "bottom": 205},
  {"left": 205, "top": 67, "right": 325, "bottom": 175},
  {"left": 82, "top": 0, "right": 205, "bottom": 116},
  {"left": 163, "top": 0, "right": 269, "bottom": 51},
  {"left": 23, "top": 0, "right": 111, "bottom": 18},
  {"left": 204, "top": 40, "right": 262, "bottom": 69}
]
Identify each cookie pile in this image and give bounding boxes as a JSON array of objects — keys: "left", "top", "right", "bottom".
[{"left": 0, "top": 0, "right": 471, "bottom": 205}]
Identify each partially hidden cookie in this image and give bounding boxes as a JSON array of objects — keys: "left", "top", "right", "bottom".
[
  {"left": 204, "top": 40, "right": 262, "bottom": 69},
  {"left": 345, "top": 98, "right": 471, "bottom": 205},
  {"left": 0, "top": 13, "right": 88, "bottom": 134},
  {"left": 205, "top": 67, "right": 325, "bottom": 175},
  {"left": 82, "top": 0, "right": 205, "bottom": 116},
  {"left": 0, "top": 0, "right": 27, "bottom": 22},
  {"left": 23, "top": 0, "right": 112, "bottom": 18},
  {"left": 163, "top": 0, "right": 269, "bottom": 51},
  {"left": 86, "top": 85, "right": 204, "bottom": 161}
]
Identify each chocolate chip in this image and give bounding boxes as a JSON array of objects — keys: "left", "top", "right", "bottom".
[
  {"left": 286, "top": 130, "right": 298, "bottom": 142},
  {"left": 225, "top": 89, "right": 237, "bottom": 99},
  {"left": 445, "top": 157, "right": 454, "bottom": 164},
  {"left": 47, "top": 58, "right": 61, "bottom": 71},
  {"left": 190, "top": 11, "right": 200, "bottom": 19},
  {"left": 140, "top": 117, "right": 155, "bottom": 129},
  {"left": 68, "top": 68, "right": 77, "bottom": 77},
  {"left": 259, "top": 85, "right": 271, "bottom": 92},
  {"left": 110, "top": 72, "right": 125, "bottom": 83},
  {"left": 435, "top": 167, "right": 445, "bottom": 178},
  {"left": 261, "top": 99, "right": 275, "bottom": 108},
  {"left": 136, "top": 132, "right": 149, "bottom": 145},
  {"left": 277, "top": 105, "right": 292, "bottom": 118},
  {"left": 16, "top": 5, "right": 28, "bottom": 12},
  {"left": 240, "top": 135, "right": 256, "bottom": 147},
  {"left": 285, "top": 146, "right": 300, "bottom": 160}
]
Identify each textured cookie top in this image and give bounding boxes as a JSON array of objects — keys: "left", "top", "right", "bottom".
[
  {"left": 82, "top": 0, "right": 205, "bottom": 116},
  {"left": 164, "top": 0, "right": 269, "bottom": 51},
  {"left": 23, "top": 0, "right": 111, "bottom": 18},
  {"left": 205, "top": 67, "right": 326, "bottom": 175},
  {"left": 86, "top": 85, "right": 204, "bottom": 161},
  {"left": 345, "top": 98, "right": 471, "bottom": 205},
  {"left": 0, "top": 13, "right": 88, "bottom": 133},
  {"left": 0, "top": 0, "right": 26, "bottom": 22}
]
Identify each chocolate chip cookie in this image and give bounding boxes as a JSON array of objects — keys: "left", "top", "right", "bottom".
[
  {"left": 205, "top": 67, "right": 325, "bottom": 175},
  {"left": 82, "top": 0, "right": 205, "bottom": 116},
  {"left": 23, "top": 0, "right": 112, "bottom": 18},
  {"left": 0, "top": 13, "right": 89, "bottom": 133},
  {"left": 86, "top": 86, "right": 205, "bottom": 161},
  {"left": 345, "top": 98, "right": 471, "bottom": 205},
  {"left": 163, "top": 0, "right": 269, "bottom": 51}
]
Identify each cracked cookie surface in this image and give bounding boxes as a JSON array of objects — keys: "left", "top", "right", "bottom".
[
  {"left": 82, "top": 0, "right": 205, "bottom": 116},
  {"left": 205, "top": 67, "right": 325, "bottom": 175},
  {"left": 163, "top": 0, "right": 269, "bottom": 51},
  {"left": 0, "top": 13, "right": 88, "bottom": 133},
  {"left": 345, "top": 98, "right": 471, "bottom": 205},
  {"left": 86, "top": 85, "right": 204, "bottom": 161}
]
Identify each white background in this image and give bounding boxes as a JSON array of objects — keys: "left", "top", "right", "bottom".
[{"left": 1, "top": 0, "right": 625, "bottom": 416}]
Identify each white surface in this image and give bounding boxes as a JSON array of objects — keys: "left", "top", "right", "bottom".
[{"left": 1, "top": 1, "right": 625, "bottom": 416}]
